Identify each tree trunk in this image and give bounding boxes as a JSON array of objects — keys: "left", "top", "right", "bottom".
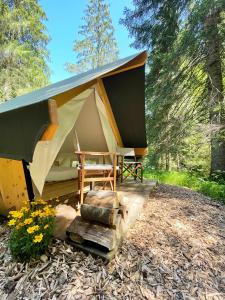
[
  {"left": 159, "top": 155, "right": 163, "bottom": 170},
  {"left": 204, "top": 10, "right": 225, "bottom": 175},
  {"left": 176, "top": 153, "right": 180, "bottom": 171},
  {"left": 165, "top": 152, "right": 170, "bottom": 171}
]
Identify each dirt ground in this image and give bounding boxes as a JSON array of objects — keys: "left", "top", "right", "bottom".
[{"left": 0, "top": 184, "right": 225, "bottom": 300}]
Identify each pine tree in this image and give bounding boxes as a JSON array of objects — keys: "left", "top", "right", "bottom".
[
  {"left": 0, "top": 0, "right": 49, "bottom": 102},
  {"left": 121, "top": 0, "right": 225, "bottom": 176},
  {"left": 66, "top": 0, "right": 119, "bottom": 73}
]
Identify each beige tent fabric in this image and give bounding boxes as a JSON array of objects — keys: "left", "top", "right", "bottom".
[
  {"left": 58, "top": 89, "right": 117, "bottom": 155},
  {"left": 74, "top": 91, "right": 109, "bottom": 152},
  {"left": 30, "top": 89, "right": 92, "bottom": 194},
  {"left": 95, "top": 90, "right": 117, "bottom": 154},
  {"left": 30, "top": 87, "right": 118, "bottom": 195}
]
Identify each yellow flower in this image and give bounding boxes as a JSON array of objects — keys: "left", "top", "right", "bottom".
[
  {"left": 9, "top": 211, "right": 23, "bottom": 219},
  {"left": 17, "top": 212, "right": 24, "bottom": 219},
  {"left": 37, "top": 199, "right": 47, "bottom": 205},
  {"left": 8, "top": 219, "right": 16, "bottom": 226},
  {"left": 42, "top": 206, "right": 55, "bottom": 217},
  {"left": 21, "top": 207, "right": 29, "bottom": 213},
  {"left": 16, "top": 223, "right": 23, "bottom": 229},
  {"left": 27, "top": 225, "right": 39, "bottom": 234},
  {"left": 31, "top": 210, "right": 42, "bottom": 218},
  {"left": 24, "top": 218, "right": 33, "bottom": 225},
  {"left": 33, "top": 233, "right": 43, "bottom": 243},
  {"left": 9, "top": 210, "right": 17, "bottom": 216},
  {"left": 44, "top": 224, "right": 49, "bottom": 229}
]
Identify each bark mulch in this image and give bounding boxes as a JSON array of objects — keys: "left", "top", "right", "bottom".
[{"left": 0, "top": 184, "right": 225, "bottom": 299}]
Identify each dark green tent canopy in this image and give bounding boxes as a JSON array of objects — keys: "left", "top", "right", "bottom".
[{"left": 0, "top": 52, "right": 147, "bottom": 162}]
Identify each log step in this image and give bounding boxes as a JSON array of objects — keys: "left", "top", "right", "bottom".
[
  {"left": 67, "top": 216, "right": 120, "bottom": 251},
  {"left": 81, "top": 204, "right": 119, "bottom": 226},
  {"left": 68, "top": 238, "right": 122, "bottom": 261},
  {"left": 84, "top": 190, "right": 119, "bottom": 208}
]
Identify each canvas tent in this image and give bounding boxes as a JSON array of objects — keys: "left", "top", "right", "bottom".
[
  {"left": 0, "top": 51, "right": 148, "bottom": 214},
  {"left": 30, "top": 88, "right": 117, "bottom": 195}
]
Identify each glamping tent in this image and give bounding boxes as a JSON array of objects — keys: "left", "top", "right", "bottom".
[{"left": 0, "top": 51, "right": 148, "bottom": 215}]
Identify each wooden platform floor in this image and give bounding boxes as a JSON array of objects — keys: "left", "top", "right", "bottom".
[
  {"left": 41, "top": 178, "right": 157, "bottom": 201},
  {"left": 42, "top": 179, "right": 78, "bottom": 201}
]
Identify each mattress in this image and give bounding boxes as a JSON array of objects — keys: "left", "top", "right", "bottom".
[{"left": 46, "top": 166, "right": 78, "bottom": 182}]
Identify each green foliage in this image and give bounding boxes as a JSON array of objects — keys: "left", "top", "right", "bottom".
[
  {"left": 0, "top": 0, "right": 50, "bottom": 102},
  {"left": 121, "top": 0, "right": 225, "bottom": 175},
  {"left": 8, "top": 200, "right": 55, "bottom": 261},
  {"left": 66, "top": 0, "right": 119, "bottom": 73},
  {"left": 145, "top": 170, "right": 225, "bottom": 202}
]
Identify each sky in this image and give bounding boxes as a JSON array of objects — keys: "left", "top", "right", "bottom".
[{"left": 40, "top": 0, "right": 139, "bottom": 83}]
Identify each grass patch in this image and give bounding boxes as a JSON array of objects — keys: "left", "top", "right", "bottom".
[{"left": 144, "top": 170, "right": 225, "bottom": 203}]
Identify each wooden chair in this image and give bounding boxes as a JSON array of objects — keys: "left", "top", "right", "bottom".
[
  {"left": 75, "top": 151, "right": 118, "bottom": 204},
  {"left": 117, "top": 148, "right": 143, "bottom": 183}
]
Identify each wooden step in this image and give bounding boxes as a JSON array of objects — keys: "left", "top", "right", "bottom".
[
  {"left": 67, "top": 216, "right": 121, "bottom": 251},
  {"left": 84, "top": 190, "right": 119, "bottom": 208},
  {"left": 80, "top": 204, "right": 119, "bottom": 226},
  {"left": 68, "top": 238, "right": 122, "bottom": 261}
]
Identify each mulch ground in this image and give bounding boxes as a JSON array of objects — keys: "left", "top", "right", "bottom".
[{"left": 0, "top": 184, "right": 225, "bottom": 300}]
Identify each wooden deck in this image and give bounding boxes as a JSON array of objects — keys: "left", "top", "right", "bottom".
[
  {"left": 41, "top": 178, "right": 157, "bottom": 202},
  {"left": 42, "top": 179, "right": 78, "bottom": 201}
]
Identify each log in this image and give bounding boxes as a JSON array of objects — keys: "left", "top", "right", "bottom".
[
  {"left": 84, "top": 190, "right": 119, "bottom": 208},
  {"left": 67, "top": 216, "right": 118, "bottom": 251},
  {"left": 69, "top": 232, "right": 84, "bottom": 244},
  {"left": 80, "top": 204, "right": 118, "bottom": 226},
  {"left": 112, "top": 214, "right": 122, "bottom": 230},
  {"left": 69, "top": 238, "right": 122, "bottom": 261},
  {"left": 118, "top": 205, "right": 128, "bottom": 219}
]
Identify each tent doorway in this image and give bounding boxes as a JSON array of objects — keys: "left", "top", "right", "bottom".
[{"left": 31, "top": 87, "right": 117, "bottom": 200}]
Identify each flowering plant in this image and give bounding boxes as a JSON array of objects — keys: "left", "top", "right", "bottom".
[{"left": 8, "top": 199, "right": 55, "bottom": 261}]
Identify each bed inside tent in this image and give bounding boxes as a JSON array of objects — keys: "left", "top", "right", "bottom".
[{"left": 30, "top": 87, "right": 117, "bottom": 201}]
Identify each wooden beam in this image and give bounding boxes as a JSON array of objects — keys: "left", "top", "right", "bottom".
[
  {"left": 83, "top": 177, "right": 114, "bottom": 182},
  {"left": 134, "top": 147, "right": 148, "bottom": 157},
  {"left": 53, "top": 80, "right": 96, "bottom": 107},
  {"left": 41, "top": 99, "right": 58, "bottom": 141},
  {"left": 101, "top": 51, "right": 147, "bottom": 79},
  {"left": 101, "top": 62, "right": 145, "bottom": 79},
  {"left": 96, "top": 79, "right": 123, "bottom": 147}
]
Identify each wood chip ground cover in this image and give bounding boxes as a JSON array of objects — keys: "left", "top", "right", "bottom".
[{"left": 0, "top": 184, "right": 225, "bottom": 299}]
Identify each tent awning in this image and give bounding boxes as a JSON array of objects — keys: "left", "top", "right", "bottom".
[{"left": 0, "top": 51, "right": 148, "bottom": 162}]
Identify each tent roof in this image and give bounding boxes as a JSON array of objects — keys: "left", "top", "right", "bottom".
[
  {"left": 0, "top": 51, "right": 146, "bottom": 113},
  {"left": 0, "top": 51, "right": 148, "bottom": 162}
]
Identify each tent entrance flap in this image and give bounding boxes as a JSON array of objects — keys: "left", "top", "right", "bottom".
[
  {"left": 29, "top": 89, "right": 92, "bottom": 195},
  {"left": 30, "top": 88, "right": 118, "bottom": 195}
]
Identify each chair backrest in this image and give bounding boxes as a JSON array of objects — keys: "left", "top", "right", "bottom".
[
  {"left": 117, "top": 146, "right": 136, "bottom": 161},
  {"left": 117, "top": 146, "right": 135, "bottom": 156},
  {"left": 74, "top": 131, "right": 106, "bottom": 164}
]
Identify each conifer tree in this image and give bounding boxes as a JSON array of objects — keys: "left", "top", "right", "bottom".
[
  {"left": 0, "top": 0, "right": 49, "bottom": 102},
  {"left": 121, "top": 0, "right": 225, "bottom": 176},
  {"left": 66, "top": 0, "right": 119, "bottom": 73}
]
